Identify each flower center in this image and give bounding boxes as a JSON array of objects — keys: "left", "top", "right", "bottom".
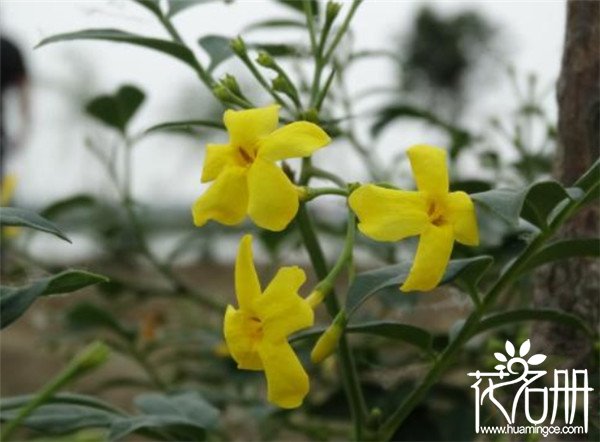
[
  {"left": 238, "top": 146, "right": 256, "bottom": 166},
  {"left": 427, "top": 200, "right": 446, "bottom": 226},
  {"left": 247, "top": 315, "right": 264, "bottom": 342}
]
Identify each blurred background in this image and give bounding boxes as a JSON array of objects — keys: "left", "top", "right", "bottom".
[{"left": 1, "top": 0, "right": 563, "bottom": 263}]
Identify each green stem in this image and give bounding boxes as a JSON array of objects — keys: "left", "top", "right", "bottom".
[
  {"left": 296, "top": 205, "right": 367, "bottom": 440},
  {"left": 0, "top": 342, "right": 109, "bottom": 441},
  {"left": 308, "top": 166, "right": 347, "bottom": 187},
  {"left": 322, "top": 0, "right": 363, "bottom": 63},
  {"left": 235, "top": 52, "right": 292, "bottom": 111},
  {"left": 378, "top": 205, "right": 576, "bottom": 440},
  {"left": 304, "top": 186, "right": 349, "bottom": 201}
]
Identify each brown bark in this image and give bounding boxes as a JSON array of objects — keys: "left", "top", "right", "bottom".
[{"left": 533, "top": 1, "right": 599, "bottom": 438}]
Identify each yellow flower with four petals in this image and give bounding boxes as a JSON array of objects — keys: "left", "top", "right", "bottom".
[
  {"left": 349, "top": 144, "right": 479, "bottom": 292},
  {"left": 224, "top": 235, "right": 314, "bottom": 408},
  {"left": 192, "top": 105, "right": 330, "bottom": 231}
]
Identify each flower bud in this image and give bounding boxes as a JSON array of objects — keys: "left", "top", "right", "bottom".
[
  {"left": 272, "top": 75, "right": 299, "bottom": 101},
  {"left": 230, "top": 36, "right": 246, "bottom": 56},
  {"left": 311, "top": 313, "right": 346, "bottom": 364},
  {"left": 71, "top": 341, "right": 110, "bottom": 373},
  {"left": 305, "top": 288, "right": 324, "bottom": 308},
  {"left": 221, "top": 74, "right": 242, "bottom": 96},
  {"left": 326, "top": 2, "right": 342, "bottom": 25},
  {"left": 256, "top": 51, "right": 276, "bottom": 69},
  {"left": 213, "top": 84, "right": 234, "bottom": 102}
]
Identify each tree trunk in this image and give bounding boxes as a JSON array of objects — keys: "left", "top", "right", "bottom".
[{"left": 533, "top": 0, "right": 599, "bottom": 438}]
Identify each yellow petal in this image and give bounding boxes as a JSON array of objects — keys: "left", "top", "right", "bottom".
[
  {"left": 247, "top": 158, "right": 299, "bottom": 231},
  {"left": 224, "top": 105, "right": 280, "bottom": 149},
  {"left": 192, "top": 166, "right": 248, "bottom": 227},
  {"left": 258, "top": 121, "right": 330, "bottom": 161},
  {"left": 223, "top": 306, "right": 263, "bottom": 370},
  {"left": 201, "top": 144, "right": 240, "bottom": 183},
  {"left": 258, "top": 339, "right": 309, "bottom": 408},
  {"left": 254, "top": 267, "right": 313, "bottom": 340},
  {"left": 401, "top": 224, "right": 454, "bottom": 292},
  {"left": 235, "top": 235, "right": 262, "bottom": 310},
  {"left": 349, "top": 184, "right": 429, "bottom": 242},
  {"left": 1, "top": 174, "right": 17, "bottom": 206},
  {"left": 407, "top": 145, "right": 449, "bottom": 194},
  {"left": 445, "top": 191, "right": 479, "bottom": 246}
]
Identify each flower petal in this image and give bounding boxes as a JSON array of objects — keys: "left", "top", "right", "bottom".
[
  {"left": 201, "top": 143, "right": 240, "bottom": 183},
  {"left": 254, "top": 267, "right": 313, "bottom": 340},
  {"left": 401, "top": 223, "right": 454, "bottom": 292},
  {"left": 258, "top": 121, "right": 330, "bottom": 161},
  {"left": 224, "top": 105, "right": 280, "bottom": 149},
  {"left": 192, "top": 166, "right": 248, "bottom": 227},
  {"left": 247, "top": 158, "right": 299, "bottom": 231},
  {"left": 407, "top": 144, "right": 449, "bottom": 194},
  {"left": 223, "top": 306, "right": 263, "bottom": 370},
  {"left": 235, "top": 235, "right": 261, "bottom": 310},
  {"left": 349, "top": 184, "right": 429, "bottom": 242},
  {"left": 258, "top": 339, "right": 309, "bottom": 408},
  {"left": 445, "top": 191, "right": 479, "bottom": 246}
]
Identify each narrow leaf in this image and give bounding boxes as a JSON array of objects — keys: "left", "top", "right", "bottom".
[
  {"left": 0, "top": 207, "right": 70, "bottom": 242},
  {"left": 346, "top": 321, "right": 432, "bottom": 352},
  {"left": 475, "top": 309, "right": 594, "bottom": 338},
  {"left": 522, "top": 238, "right": 600, "bottom": 272},
  {"left": 36, "top": 29, "right": 196, "bottom": 69},
  {"left": 144, "top": 120, "right": 225, "bottom": 136},
  {"left": 0, "top": 270, "right": 108, "bottom": 329},
  {"left": 346, "top": 256, "right": 493, "bottom": 316}
]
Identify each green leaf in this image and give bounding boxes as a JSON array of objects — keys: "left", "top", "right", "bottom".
[
  {"left": 346, "top": 321, "right": 432, "bottom": 353},
  {"left": 67, "top": 302, "right": 135, "bottom": 341},
  {"left": 471, "top": 189, "right": 526, "bottom": 228},
  {"left": 0, "top": 270, "right": 108, "bottom": 329},
  {"left": 345, "top": 256, "right": 493, "bottom": 316},
  {"left": 520, "top": 181, "right": 572, "bottom": 229},
  {"left": 168, "top": 0, "right": 216, "bottom": 17},
  {"left": 0, "top": 404, "right": 119, "bottom": 435},
  {"left": 198, "top": 35, "right": 234, "bottom": 73},
  {"left": 132, "top": 0, "right": 162, "bottom": 17},
  {"left": 1, "top": 393, "right": 124, "bottom": 415},
  {"left": 40, "top": 195, "right": 97, "bottom": 220},
  {"left": 476, "top": 309, "right": 594, "bottom": 338},
  {"left": 522, "top": 238, "right": 600, "bottom": 272},
  {"left": 274, "top": 0, "right": 319, "bottom": 15},
  {"left": 86, "top": 85, "right": 145, "bottom": 133},
  {"left": 144, "top": 119, "right": 225, "bottom": 136},
  {"left": 244, "top": 18, "right": 306, "bottom": 33},
  {"left": 108, "top": 392, "right": 219, "bottom": 441},
  {"left": 36, "top": 29, "right": 196, "bottom": 69},
  {"left": 0, "top": 207, "right": 70, "bottom": 242},
  {"left": 472, "top": 180, "right": 575, "bottom": 229}
]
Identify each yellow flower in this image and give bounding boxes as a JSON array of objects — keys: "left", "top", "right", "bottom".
[
  {"left": 349, "top": 145, "right": 479, "bottom": 292},
  {"left": 224, "top": 234, "right": 314, "bottom": 408},
  {"left": 192, "top": 105, "right": 330, "bottom": 231}
]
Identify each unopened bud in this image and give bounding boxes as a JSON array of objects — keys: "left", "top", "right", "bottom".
[
  {"left": 221, "top": 74, "right": 242, "bottom": 96},
  {"left": 213, "top": 84, "right": 234, "bottom": 102},
  {"left": 230, "top": 36, "right": 246, "bottom": 56},
  {"left": 306, "top": 289, "right": 324, "bottom": 308},
  {"left": 71, "top": 341, "right": 110, "bottom": 373},
  {"left": 326, "top": 2, "right": 342, "bottom": 24},
  {"left": 311, "top": 313, "right": 346, "bottom": 364},
  {"left": 256, "top": 51, "right": 275, "bottom": 69}
]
